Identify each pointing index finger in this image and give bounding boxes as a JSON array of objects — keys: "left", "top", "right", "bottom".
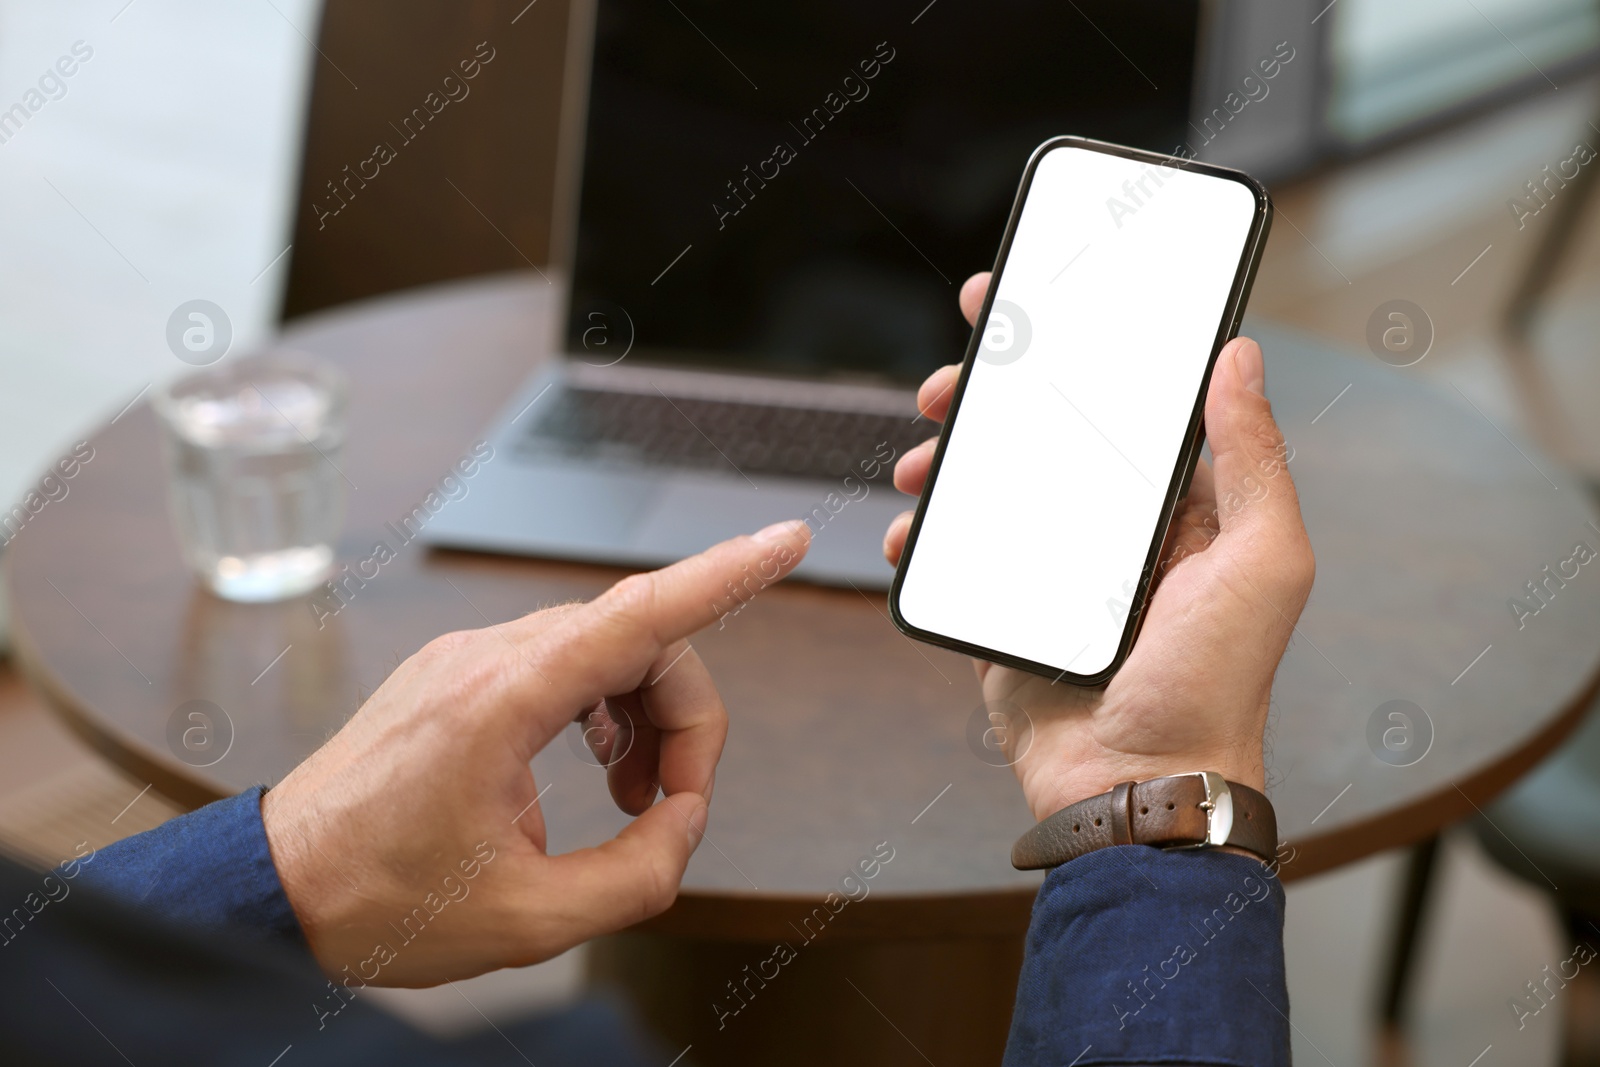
[{"left": 513, "top": 520, "right": 812, "bottom": 713}]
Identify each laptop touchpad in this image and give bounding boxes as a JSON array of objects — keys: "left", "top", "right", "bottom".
[
  {"left": 631, "top": 478, "right": 816, "bottom": 557},
  {"left": 506, "top": 465, "right": 665, "bottom": 547}
]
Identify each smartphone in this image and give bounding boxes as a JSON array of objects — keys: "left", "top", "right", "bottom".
[{"left": 889, "top": 136, "right": 1272, "bottom": 685}]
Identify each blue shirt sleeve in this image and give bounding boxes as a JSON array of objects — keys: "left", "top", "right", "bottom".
[
  {"left": 68, "top": 785, "right": 306, "bottom": 947},
  {"left": 1006, "top": 845, "right": 1290, "bottom": 1067}
]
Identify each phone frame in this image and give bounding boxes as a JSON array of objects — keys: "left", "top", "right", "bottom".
[{"left": 888, "top": 135, "right": 1274, "bottom": 686}]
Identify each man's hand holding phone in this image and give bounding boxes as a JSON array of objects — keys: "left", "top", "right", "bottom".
[{"left": 884, "top": 272, "right": 1315, "bottom": 822}]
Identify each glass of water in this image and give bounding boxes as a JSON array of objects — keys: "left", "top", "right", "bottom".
[{"left": 153, "top": 353, "right": 348, "bottom": 603}]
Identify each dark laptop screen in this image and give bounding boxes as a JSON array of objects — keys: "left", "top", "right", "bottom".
[{"left": 567, "top": 0, "right": 1200, "bottom": 385}]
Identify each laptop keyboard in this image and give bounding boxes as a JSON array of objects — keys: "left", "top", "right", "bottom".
[{"left": 515, "top": 386, "right": 933, "bottom": 482}]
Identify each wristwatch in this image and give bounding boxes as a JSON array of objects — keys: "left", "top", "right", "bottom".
[{"left": 1011, "top": 771, "right": 1277, "bottom": 869}]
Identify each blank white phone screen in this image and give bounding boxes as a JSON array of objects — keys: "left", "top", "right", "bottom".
[{"left": 896, "top": 144, "right": 1259, "bottom": 677}]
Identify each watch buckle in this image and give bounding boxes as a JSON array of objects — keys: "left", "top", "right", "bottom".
[{"left": 1181, "top": 771, "right": 1234, "bottom": 848}]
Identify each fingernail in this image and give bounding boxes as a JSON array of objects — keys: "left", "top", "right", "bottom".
[
  {"left": 754, "top": 519, "right": 801, "bottom": 543},
  {"left": 687, "top": 801, "right": 709, "bottom": 852},
  {"left": 1235, "top": 340, "right": 1265, "bottom": 397}
]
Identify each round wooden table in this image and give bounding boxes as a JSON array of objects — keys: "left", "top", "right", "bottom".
[{"left": 9, "top": 273, "right": 1600, "bottom": 1066}]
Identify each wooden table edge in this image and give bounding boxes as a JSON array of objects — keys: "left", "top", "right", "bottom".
[
  {"left": 12, "top": 518, "right": 1600, "bottom": 922},
  {"left": 6, "top": 592, "right": 231, "bottom": 813},
  {"left": 11, "top": 526, "right": 1599, "bottom": 930},
  {"left": 1277, "top": 660, "right": 1600, "bottom": 880},
  {"left": 635, "top": 886, "right": 1041, "bottom": 942}
]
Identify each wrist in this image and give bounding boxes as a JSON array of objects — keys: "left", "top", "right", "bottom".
[{"left": 259, "top": 782, "right": 343, "bottom": 967}]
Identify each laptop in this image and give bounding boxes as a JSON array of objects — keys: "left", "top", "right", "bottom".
[{"left": 422, "top": 0, "right": 1201, "bottom": 587}]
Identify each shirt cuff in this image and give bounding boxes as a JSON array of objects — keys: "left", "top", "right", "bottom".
[
  {"left": 69, "top": 785, "right": 305, "bottom": 947},
  {"left": 1005, "top": 845, "right": 1290, "bottom": 1067}
]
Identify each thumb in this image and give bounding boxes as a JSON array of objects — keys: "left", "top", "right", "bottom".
[
  {"left": 1205, "top": 337, "right": 1300, "bottom": 536},
  {"left": 535, "top": 792, "right": 708, "bottom": 942},
  {"left": 1203, "top": 337, "right": 1315, "bottom": 597}
]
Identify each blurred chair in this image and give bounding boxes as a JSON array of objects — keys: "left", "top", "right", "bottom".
[
  {"left": 1470, "top": 702, "right": 1600, "bottom": 1062},
  {"left": 1376, "top": 689, "right": 1600, "bottom": 1064},
  {"left": 279, "top": 0, "right": 570, "bottom": 321}
]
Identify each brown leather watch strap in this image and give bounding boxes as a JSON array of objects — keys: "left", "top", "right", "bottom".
[{"left": 1011, "top": 772, "right": 1277, "bottom": 869}]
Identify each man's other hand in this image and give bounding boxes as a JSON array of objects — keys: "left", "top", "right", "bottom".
[{"left": 262, "top": 520, "right": 811, "bottom": 986}]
